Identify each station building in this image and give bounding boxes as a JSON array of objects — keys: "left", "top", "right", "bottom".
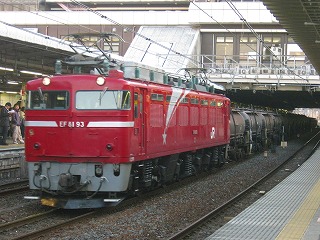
[{"left": 0, "top": 0, "right": 319, "bottom": 120}]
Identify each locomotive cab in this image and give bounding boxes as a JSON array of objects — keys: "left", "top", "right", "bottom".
[{"left": 24, "top": 72, "right": 140, "bottom": 208}]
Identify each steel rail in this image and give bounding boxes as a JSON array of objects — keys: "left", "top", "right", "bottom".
[
  {"left": 0, "top": 209, "right": 58, "bottom": 232},
  {"left": 8, "top": 210, "right": 96, "bottom": 240},
  {"left": 168, "top": 131, "right": 320, "bottom": 240},
  {"left": 0, "top": 180, "right": 29, "bottom": 195}
]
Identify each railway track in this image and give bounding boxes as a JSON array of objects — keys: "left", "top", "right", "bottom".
[
  {"left": 0, "top": 184, "right": 159, "bottom": 240},
  {"left": 0, "top": 134, "right": 317, "bottom": 239},
  {"left": 0, "top": 207, "right": 97, "bottom": 240},
  {"left": 9, "top": 212, "right": 96, "bottom": 240},
  {"left": 0, "top": 209, "right": 58, "bottom": 232},
  {"left": 0, "top": 180, "right": 29, "bottom": 195},
  {"left": 0, "top": 174, "right": 207, "bottom": 239},
  {"left": 168, "top": 131, "right": 320, "bottom": 240}
]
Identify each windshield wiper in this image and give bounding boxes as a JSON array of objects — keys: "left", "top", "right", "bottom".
[
  {"left": 98, "top": 87, "right": 108, "bottom": 105},
  {"left": 38, "top": 87, "right": 45, "bottom": 103}
]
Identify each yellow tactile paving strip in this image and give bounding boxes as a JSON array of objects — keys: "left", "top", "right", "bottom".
[
  {"left": 0, "top": 143, "right": 24, "bottom": 149},
  {"left": 207, "top": 150, "right": 320, "bottom": 240},
  {"left": 275, "top": 177, "right": 320, "bottom": 240}
]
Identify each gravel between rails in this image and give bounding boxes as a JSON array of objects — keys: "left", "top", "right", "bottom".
[{"left": 1, "top": 135, "right": 313, "bottom": 240}]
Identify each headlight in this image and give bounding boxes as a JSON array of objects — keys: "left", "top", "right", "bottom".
[
  {"left": 96, "top": 77, "right": 105, "bottom": 86},
  {"left": 42, "top": 77, "right": 51, "bottom": 86},
  {"left": 95, "top": 164, "right": 103, "bottom": 177}
]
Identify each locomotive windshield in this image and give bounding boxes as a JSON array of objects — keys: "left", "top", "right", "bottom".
[
  {"left": 27, "top": 90, "right": 69, "bottom": 110},
  {"left": 76, "top": 90, "right": 131, "bottom": 110}
]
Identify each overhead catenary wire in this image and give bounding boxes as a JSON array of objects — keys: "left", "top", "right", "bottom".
[
  {"left": 70, "top": 0, "right": 201, "bottom": 67},
  {"left": 0, "top": 0, "right": 313, "bottom": 84},
  {"left": 190, "top": 1, "right": 307, "bottom": 85},
  {"left": 224, "top": 0, "right": 309, "bottom": 84},
  {"left": 70, "top": 0, "right": 285, "bottom": 82},
  {"left": 0, "top": 1, "right": 194, "bottom": 73}
]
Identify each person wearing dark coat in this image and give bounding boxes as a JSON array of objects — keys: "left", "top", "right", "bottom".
[
  {"left": 0, "top": 102, "right": 12, "bottom": 145},
  {"left": 11, "top": 103, "right": 24, "bottom": 144}
]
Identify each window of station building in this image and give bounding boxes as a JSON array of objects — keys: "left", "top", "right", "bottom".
[
  {"left": 0, "top": 3, "right": 38, "bottom": 11},
  {"left": 262, "top": 35, "right": 283, "bottom": 65},
  {"left": 239, "top": 35, "right": 257, "bottom": 66},
  {"left": 61, "top": 34, "right": 120, "bottom": 55},
  {"left": 63, "top": 35, "right": 99, "bottom": 47},
  {"left": 215, "top": 36, "right": 234, "bottom": 65},
  {"left": 103, "top": 36, "right": 120, "bottom": 55},
  {"left": 286, "top": 36, "right": 306, "bottom": 68}
]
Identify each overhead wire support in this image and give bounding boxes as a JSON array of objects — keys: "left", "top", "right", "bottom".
[
  {"left": 224, "top": 0, "right": 309, "bottom": 84},
  {"left": 1, "top": 0, "right": 195, "bottom": 72},
  {"left": 71, "top": 0, "right": 200, "bottom": 67},
  {"left": 2, "top": 0, "right": 312, "bottom": 86},
  {"left": 190, "top": 1, "right": 270, "bottom": 84},
  {"left": 190, "top": 1, "right": 261, "bottom": 61},
  {"left": 191, "top": 1, "right": 305, "bottom": 83},
  {"left": 190, "top": 0, "right": 309, "bottom": 85}
]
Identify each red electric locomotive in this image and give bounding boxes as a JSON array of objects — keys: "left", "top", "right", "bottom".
[{"left": 24, "top": 59, "right": 230, "bottom": 209}]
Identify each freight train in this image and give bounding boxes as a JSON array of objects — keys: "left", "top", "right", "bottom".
[
  {"left": 229, "top": 109, "right": 317, "bottom": 161},
  {"left": 23, "top": 57, "right": 316, "bottom": 209}
]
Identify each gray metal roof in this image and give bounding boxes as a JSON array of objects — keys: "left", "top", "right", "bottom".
[
  {"left": 262, "top": 0, "right": 320, "bottom": 74},
  {"left": 124, "top": 26, "right": 200, "bottom": 74},
  {"left": 0, "top": 21, "right": 74, "bottom": 92}
]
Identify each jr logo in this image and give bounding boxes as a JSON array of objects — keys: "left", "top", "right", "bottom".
[{"left": 210, "top": 127, "right": 216, "bottom": 139}]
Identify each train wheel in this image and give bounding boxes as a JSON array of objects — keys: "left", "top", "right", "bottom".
[
  {"left": 229, "top": 150, "right": 237, "bottom": 161},
  {"left": 218, "top": 147, "right": 225, "bottom": 167},
  {"left": 212, "top": 148, "right": 219, "bottom": 168},
  {"left": 236, "top": 149, "right": 244, "bottom": 161}
]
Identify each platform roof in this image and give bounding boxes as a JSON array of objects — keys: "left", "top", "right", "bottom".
[
  {"left": 262, "top": 0, "right": 320, "bottom": 74},
  {"left": 1, "top": 4, "right": 320, "bottom": 110},
  {"left": 0, "top": 21, "right": 74, "bottom": 92}
]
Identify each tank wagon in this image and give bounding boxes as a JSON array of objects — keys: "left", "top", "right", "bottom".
[{"left": 229, "top": 109, "right": 317, "bottom": 160}]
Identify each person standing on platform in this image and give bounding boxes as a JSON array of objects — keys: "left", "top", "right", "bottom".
[
  {"left": 19, "top": 106, "right": 25, "bottom": 139},
  {"left": 0, "top": 102, "right": 12, "bottom": 145},
  {"left": 11, "top": 103, "right": 24, "bottom": 144}
]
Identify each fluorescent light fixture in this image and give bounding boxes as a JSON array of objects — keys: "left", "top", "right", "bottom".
[
  {"left": 0, "top": 67, "right": 14, "bottom": 71},
  {"left": 24, "top": 196, "right": 40, "bottom": 200},
  {"left": 6, "top": 91, "right": 19, "bottom": 94},
  {"left": 20, "top": 70, "right": 43, "bottom": 75},
  {"left": 315, "top": 40, "right": 320, "bottom": 44},
  {"left": 304, "top": 22, "right": 320, "bottom": 26},
  {"left": 7, "top": 81, "right": 20, "bottom": 85}
]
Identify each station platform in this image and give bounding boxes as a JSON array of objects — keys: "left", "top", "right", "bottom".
[
  {"left": 0, "top": 143, "right": 24, "bottom": 149},
  {"left": 206, "top": 149, "right": 320, "bottom": 240},
  {"left": 0, "top": 137, "right": 24, "bottom": 150}
]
